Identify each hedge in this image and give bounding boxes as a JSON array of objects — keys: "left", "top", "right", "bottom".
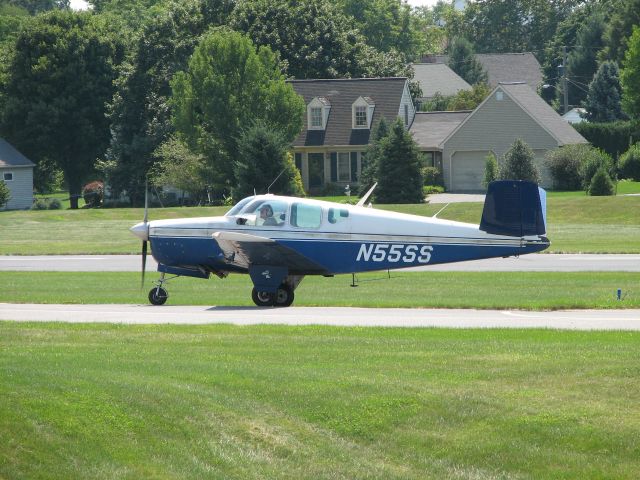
[{"left": 574, "top": 121, "right": 640, "bottom": 158}]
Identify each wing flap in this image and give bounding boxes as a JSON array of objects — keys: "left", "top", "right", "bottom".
[{"left": 212, "top": 231, "right": 328, "bottom": 274}]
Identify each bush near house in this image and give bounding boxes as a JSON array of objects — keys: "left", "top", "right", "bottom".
[
  {"left": 422, "top": 166, "right": 444, "bottom": 187},
  {"left": 499, "top": 139, "right": 540, "bottom": 184},
  {"left": 588, "top": 167, "right": 615, "bottom": 196},
  {"left": 619, "top": 143, "right": 640, "bottom": 180},
  {"left": 581, "top": 149, "right": 614, "bottom": 191},
  {"left": 482, "top": 153, "right": 499, "bottom": 188},
  {"left": 0, "top": 180, "right": 10, "bottom": 208},
  {"left": 82, "top": 181, "right": 104, "bottom": 208},
  {"left": 545, "top": 145, "right": 589, "bottom": 190}
]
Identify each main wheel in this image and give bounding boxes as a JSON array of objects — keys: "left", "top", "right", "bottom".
[
  {"left": 148, "top": 286, "right": 168, "bottom": 306},
  {"left": 274, "top": 284, "right": 294, "bottom": 307},
  {"left": 252, "top": 288, "right": 275, "bottom": 307}
]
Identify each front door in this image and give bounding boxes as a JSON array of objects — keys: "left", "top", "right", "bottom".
[{"left": 308, "top": 153, "right": 325, "bottom": 190}]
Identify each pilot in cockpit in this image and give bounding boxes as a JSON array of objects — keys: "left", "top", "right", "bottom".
[{"left": 259, "top": 204, "right": 279, "bottom": 226}]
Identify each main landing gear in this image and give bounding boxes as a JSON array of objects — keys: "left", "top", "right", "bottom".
[{"left": 251, "top": 283, "right": 294, "bottom": 307}]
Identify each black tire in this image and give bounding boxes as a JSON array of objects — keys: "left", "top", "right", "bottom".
[
  {"left": 252, "top": 288, "right": 275, "bottom": 307},
  {"left": 148, "top": 287, "right": 168, "bottom": 306},
  {"left": 274, "top": 284, "right": 294, "bottom": 307}
]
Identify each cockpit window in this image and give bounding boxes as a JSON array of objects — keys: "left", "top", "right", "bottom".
[
  {"left": 225, "top": 196, "right": 254, "bottom": 216},
  {"left": 237, "top": 199, "right": 288, "bottom": 226},
  {"left": 328, "top": 208, "right": 349, "bottom": 224},
  {"left": 291, "top": 203, "right": 322, "bottom": 228}
]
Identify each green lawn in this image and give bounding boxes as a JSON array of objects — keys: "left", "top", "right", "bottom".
[
  {"left": 1, "top": 194, "right": 640, "bottom": 254},
  {"left": 1, "top": 322, "right": 638, "bottom": 479},
  {"left": 0, "top": 271, "right": 638, "bottom": 309}
]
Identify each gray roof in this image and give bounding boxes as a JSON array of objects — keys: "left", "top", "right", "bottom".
[
  {"left": 465, "top": 82, "right": 587, "bottom": 146},
  {"left": 410, "top": 111, "right": 471, "bottom": 150},
  {"left": 0, "top": 138, "right": 34, "bottom": 168},
  {"left": 288, "top": 78, "right": 408, "bottom": 147},
  {"left": 412, "top": 63, "right": 471, "bottom": 98},
  {"left": 435, "top": 52, "right": 543, "bottom": 90}
]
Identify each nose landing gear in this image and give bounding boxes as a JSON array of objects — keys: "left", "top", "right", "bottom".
[{"left": 148, "top": 273, "right": 169, "bottom": 306}]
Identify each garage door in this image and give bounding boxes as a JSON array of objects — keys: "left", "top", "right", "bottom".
[
  {"left": 451, "top": 151, "right": 488, "bottom": 191},
  {"left": 533, "top": 149, "right": 553, "bottom": 189}
]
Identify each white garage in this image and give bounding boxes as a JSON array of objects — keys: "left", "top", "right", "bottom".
[{"left": 450, "top": 150, "right": 488, "bottom": 191}]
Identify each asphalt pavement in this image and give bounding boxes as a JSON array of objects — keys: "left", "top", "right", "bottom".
[{"left": 1, "top": 304, "right": 639, "bottom": 330}]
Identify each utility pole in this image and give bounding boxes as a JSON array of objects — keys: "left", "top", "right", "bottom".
[{"left": 562, "top": 45, "right": 568, "bottom": 115}]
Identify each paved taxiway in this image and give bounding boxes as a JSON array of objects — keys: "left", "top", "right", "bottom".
[
  {"left": 1, "top": 304, "right": 639, "bottom": 330},
  {"left": 1, "top": 254, "right": 640, "bottom": 271}
]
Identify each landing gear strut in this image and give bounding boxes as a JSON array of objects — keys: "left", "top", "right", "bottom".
[{"left": 148, "top": 273, "right": 169, "bottom": 306}]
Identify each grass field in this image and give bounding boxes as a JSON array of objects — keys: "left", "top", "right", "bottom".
[
  {"left": 1, "top": 322, "right": 639, "bottom": 479},
  {"left": 2, "top": 191, "right": 640, "bottom": 254},
  {"left": 0, "top": 271, "right": 638, "bottom": 309}
]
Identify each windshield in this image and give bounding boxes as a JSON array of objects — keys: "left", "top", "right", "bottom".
[{"left": 224, "top": 196, "right": 254, "bottom": 217}]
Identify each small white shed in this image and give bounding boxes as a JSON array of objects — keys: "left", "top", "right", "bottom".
[{"left": 0, "top": 138, "right": 34, "bottom": 210}]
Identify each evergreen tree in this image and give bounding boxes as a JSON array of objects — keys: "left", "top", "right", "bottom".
[
  {"left": 0, "top": 179, "right": 10, "bottom": 208},
  {"left": 482, "top": 152, "right": 498, "bottom": 188},
  {"left": 233, "top": 121, "right": 305, "bottom": 200},
  {"left": 588, "top": 167, "right": 614, "bottom": 196},
  {"left": 448, "top": 37, "right": 487, "bottom": 86},
  {"left": 375, "top": 118, "right": 424, "bottom": 204},
  {"left": 499, "top": 138, "right": 540, "bottom": 184},
  {"left": 358, "top": 116, "right": 388, "bottom": 196},
  {"left": 584, "top": 61, "right": 625, "bottom": 123}
]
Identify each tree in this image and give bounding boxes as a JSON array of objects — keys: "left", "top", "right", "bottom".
[
  {"left": 563, "top": 12, "right": 606, "bottom": 109},
  {"left": 601, "top": 0, "right": 640, "bottom": 65},
  {"left": 4, "top": 0, "right": 69, "bottom": 14},
  {"left": 234, "top": 121, "right": 305, "bottom": 200},
  {"left": 104, "top": 0, "right": 232, "bottom": 205},
  {"left": 584, "top": 61, "right": 625, "bottom": 123},
  {"left": 358, "top": 116, "right": 389, "bottom": 195},
  {"left": 621, "top": 26, "right": 640, "bottom": 120},
  {"left": 0, "top": 11, "right": 125, "bottom": 208},
  {"left": 499, "top": 138, "right": 540, "bottom": 184},
  {"left": 448, "top": 37, "right": 487, "bottom": 86},
  {"left": 0, "top": 179, "right": 10, "bottom": 208},
  {"left": 588, "top": 167, "right": 614, "bottom": 196},
  {"left": 376, "top": 118, "right": 424, "bottom": 203},
  {"left": 171, "top": 29, "right": 305, "bottom": 192},
  {"left": 544, "top": 145, "right": 586, "bottom": 191},
  {"left": 619, "top": 143, "right": 640, "bottom": 181},
  {"left": 482, "top": 152, "right": 498, "bottom": 188}
]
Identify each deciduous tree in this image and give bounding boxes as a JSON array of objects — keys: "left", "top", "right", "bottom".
[{"left": 621, "top": 26, "right": 640, "bottom": 120}]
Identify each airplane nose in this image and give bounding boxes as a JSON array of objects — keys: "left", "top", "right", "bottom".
[{"left": 130, "top": 222, "right": 149, "bottom": 241}]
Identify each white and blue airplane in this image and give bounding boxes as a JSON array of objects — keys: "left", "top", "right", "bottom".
[{"left": 131, "top": 180, "right": 549, "bottom": 307}]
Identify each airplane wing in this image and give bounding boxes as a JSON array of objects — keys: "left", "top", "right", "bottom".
[{"left": 212, "top": 231, "right": 329, "bottom": 274}]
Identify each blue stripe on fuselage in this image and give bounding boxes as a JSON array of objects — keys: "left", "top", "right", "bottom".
[{"left": 150, "top": 234, "right": 547, "bottom": 275}]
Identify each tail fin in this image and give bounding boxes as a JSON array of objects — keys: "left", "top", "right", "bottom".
[{"left": 480, "top": 180, "right": 547, "bottom": 237}]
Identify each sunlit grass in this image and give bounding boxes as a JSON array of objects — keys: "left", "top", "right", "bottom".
[
  {"left": 0, "top": 271, "right": 637, "bottom": 309},
  {"left": 1, "top": 322, "right": 639, "bottom": 479}
]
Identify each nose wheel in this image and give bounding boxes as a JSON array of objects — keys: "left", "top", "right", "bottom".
[{"left": 148, "top": 272, "right": 169, "bottom": 306}]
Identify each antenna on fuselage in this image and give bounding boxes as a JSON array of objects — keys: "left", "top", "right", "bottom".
[
  {"left": 433, "top": 203, "right": 450, "bottom": 218},
  {"left": 356, "top": 182, "right": 377, "bottom": 207},
  {"left": 267, "top": 168, "right": 286, "bottom": 194}
]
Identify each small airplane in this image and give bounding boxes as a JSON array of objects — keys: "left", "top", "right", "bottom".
[{"left": 131, "top": 180, "right": 549, "bottom": 306}]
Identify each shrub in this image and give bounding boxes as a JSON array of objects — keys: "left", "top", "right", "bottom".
[
  {"left": 545, "top": 145, "right": 586, "bottom": 190},
  {"left": 619, "top": 143, "right": 640, "bottom": 180},
  {"left": 422, "top": 166, "right": 444, "bottom": 187},
  {"left": 581, "top": 149, "right": 614, "bottom": 190},
  {"left": 482, "top": 153, "right": 499, "bottom": 188},
  {"left": 320, "top": 182, "right": 346, "bottom": 196},
  {"left": 423, "top": 185, "right": 444, "bottom": 195},
  {"left": 47, "top": 198, "right": 62, "bottom": 210},
  {"left": 0, "top": 180, "right": 10, "bottom": 208},
  {"left": 82, "top": 181, "right": 104, "bottom": 207},
  {"left": 574, "top": 120, "right": 640, "bottom": 157},
  {"left": 588, "top": 167, "right": 615, "bottom": 196},
  {"left": 32, "top": 199, "right": 48, "bottom": 210}
]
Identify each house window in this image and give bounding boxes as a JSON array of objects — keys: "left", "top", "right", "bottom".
[
  {"left": 310, "top": 107, "right": 323, "bottom": 128},
  {"left": 355, "top": 106, "right": 367, "bottom": 127},
  {"left": 338, "top": 153, "right": 351, "bottom": 182},
  {"left": 3, "top": 172, "right": 13, "bottom": 181}
]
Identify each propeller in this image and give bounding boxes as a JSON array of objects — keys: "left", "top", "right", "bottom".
[{"left": 141, "top": 178, "right": 149, "bottom": 289}]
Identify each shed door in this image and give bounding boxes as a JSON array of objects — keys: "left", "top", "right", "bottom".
[{"left": 451, "top": 151, "right": 488, "bottom": 191}]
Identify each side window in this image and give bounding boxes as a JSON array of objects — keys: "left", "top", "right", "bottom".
[
  {"left": 3, "top": 172, "right": 13, "bottom": 181},
  {"left": 328, "top": 208, "right": 349, "bottom": 224},
  {"left": 291, "top": 203, "right": 322, "bottom": 229}
]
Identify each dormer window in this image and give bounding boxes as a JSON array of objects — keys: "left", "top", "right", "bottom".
[
  {"left": 307, "top": 97, "right": 331, "bottom": 130},
  {"left": 352, "top": 96, "right": 375, "bottom": 129}
]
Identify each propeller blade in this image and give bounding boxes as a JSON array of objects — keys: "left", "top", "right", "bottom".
[
  {"left": 143, "top": 177, "right": 149, "bottom": 224},
  {"left": 141, "top": 240, "right": 148, "bottom": 289}
]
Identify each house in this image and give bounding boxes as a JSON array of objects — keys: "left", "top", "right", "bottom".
[
  {"left": 288, "top": 77, "right": 415, "bottom": 192},
  {"left": 410, "top": 111, "right": 471, "bottom": 171},
  {"left": 430, "top": 52, "right": 543, "bottom": 91},
  {"left": 0, "top": 138, "right": 34, "bottom": 210},
  {"left": 412, "top": 63, "right": 471, "bottom": 102},
  {"left": 411, "top": 82, "right": 588, "bottom": 191},
  {"left": 562, "top": 108, "right": 587, "bottom": 124}
]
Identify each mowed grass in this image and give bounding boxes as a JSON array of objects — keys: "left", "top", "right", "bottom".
[
  {"left": 0, "top": 271, "right": 638, "bottom": 309},
  {"left": 1, "top": 194, "right": 640, "bottom": 254},
  {"left": 1, "top": 322, "right": 639, "bottom": 479}
]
